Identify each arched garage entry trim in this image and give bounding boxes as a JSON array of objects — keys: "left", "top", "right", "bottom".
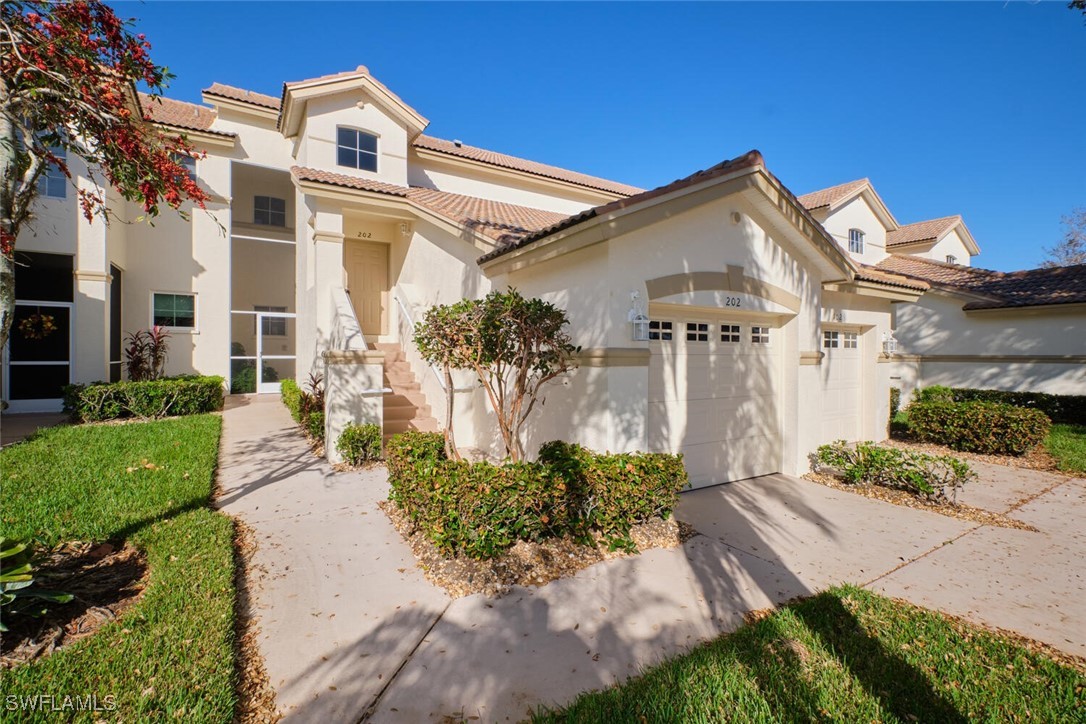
[{"left": 645, "top": 265, "right": 801, "bottom": 313}]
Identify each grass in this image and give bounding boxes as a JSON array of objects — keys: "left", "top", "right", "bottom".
[
  {"left": 536, "top": 585, "right": 1085, "bottom": 723},
  {"left": 1045, "top": 423, "right": 1086, "bottom": 474},
  {"left": 0, "top": 415, "right": 235, "bottom": 722}
]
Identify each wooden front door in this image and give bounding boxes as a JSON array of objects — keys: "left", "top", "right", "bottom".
[{"left": 345, "top": 240, "right": 389, "bottom": 336}]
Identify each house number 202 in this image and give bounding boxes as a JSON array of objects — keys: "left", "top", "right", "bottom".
[
  {"left": 725, "top": 297, "right": 741, "bottom": 307},
  {"left": 357, "top": 231, "right": 373, "bottom": 239}
]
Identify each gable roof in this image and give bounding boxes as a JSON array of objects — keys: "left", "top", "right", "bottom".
[
  {"left": 138, "top": 93, "right": 235, "bottom": 137},
  {"left": 877, "top": 255, "right": 1086, "bottom": 310},
  {"left": 203, "top": 83, "right": 281, "bottom": 110},
  {"left": 886, "top": 214, "right": 980, "bottom": 255},
  {"left": 796, "top": 178, "right": 870, "bottom": 211},
  {"left": 854, "top": 263, "right": 929, "bottom": 292},
  {"left": 413, "top": 135, "right": 642, "bottom": 197}
]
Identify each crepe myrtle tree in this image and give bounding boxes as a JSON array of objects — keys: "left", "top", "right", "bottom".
[
  {"left": 415, "top": 289, "right": 579, "bottom": 462},
  {"left": 0, "top": 0, "right": 209, "bottom": 351}
]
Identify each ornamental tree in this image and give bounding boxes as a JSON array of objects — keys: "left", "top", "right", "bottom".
[
  {"left": 415, "top": 289, "right": 579, "bottom": 462},
  {"left": 0, "top": 0, "right": 209, "bottom": 351}
]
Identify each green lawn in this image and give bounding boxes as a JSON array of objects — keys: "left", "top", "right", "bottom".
[
  {"left": 1, "top": 415, "right": 236, "bottom": 722},
  {"left": 1046, "top": 423, "right": 1086, "bottom": 474},
  {"left": 536, "top": 585, "right": 1084, "bottom": 723}
]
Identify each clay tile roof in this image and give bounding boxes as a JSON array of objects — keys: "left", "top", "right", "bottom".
[
  {"left": 797, "top": 178, "right": 869, "bottom": 210},
  {"left": 138, "top": 93, "right": 233, "bottom": 136},
  {"left": 290, "top": 166, "right": 409, "bottom": 197},
  {"left": 886, "top": 215, "right": 961, "bottom": 248},
  {"left": 203, "top": 83, "right": 281, "bottom": 110},
  {"left": 854, "top": 263, "right": 929, "bottom": 292},
  {"left": 413, "top": 135, "right": 643, "bottom": 197},
  {"left": 478, "top": 150, "right": 766, "bottom": 264},
  {"left": 285, "top": 66, "right": 371, "bottom": 88},
  {"left": 406, "top": 188, "right": 568, "bottom": 246},
  {"left": 876, "top": 254, "right": 1086, "bottom": 309}
]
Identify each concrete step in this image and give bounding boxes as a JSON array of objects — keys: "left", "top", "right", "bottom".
[
  {"left": 383, "top": 377, "right": 420, "bottom": 392},
  {"left": 383, "top": 403, "right": 433, "bottom": 421},
  {"left": 383, "top": 391, "right": 429, "bottom": 408},
  {"left": 383, "top": 417, "right": 440, "bottom": 435}
]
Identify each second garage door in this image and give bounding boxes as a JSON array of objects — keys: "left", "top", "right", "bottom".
[
  {"left": 648, "top": 316, "right": 782, "bottom": 488},
  {"left": 820, "top": 328, "right": 863, "bottom": 443}
]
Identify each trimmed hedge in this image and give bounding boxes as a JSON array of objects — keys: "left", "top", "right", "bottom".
[
  {"left": 337, "top": 423, "right": 383, "bottom": 465},
  {"left": 280, "top": 378, "right": 325, "bottom": 442},
  {"left": 387, "top": 432, "right": 688, "bottom": 559},
  {"left": 63, "top": 376, "right": 224, "bottom": 422},
  {"left": 816, "top": 440, "right": 974, "bottom": 502},
  {"left": 280, "top": 379, "right": 303, "bottom": 423},
  {"left": 915, "top": 385, "right": 1085, "bottom": 425},
  {"left": 908, "top": 399, "right": 1051, "bottom": 456}
]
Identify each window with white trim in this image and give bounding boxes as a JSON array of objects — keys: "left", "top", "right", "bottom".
[
  {"left": 686, "top": 322, "right": 709, "bottom": 342},
  {"left": 254, "top": 196, "right": 286, "bottom": 227},
  {"left": 255, "top": 305, "right": 287, "bottom": 336},
  {"left": 843, "top": 331, "right": 859, "bottom": 349},
  {"left": 648, "top": 320, "right": 673, "bottom": 341},
  {"left": 37, "top": 146, "right": 66, "bottom": 199},
  {"left": 751, "top": 326, "right": 770, "bottom": 344},
  {"left": 848, "top": 228, "right": 865, "bottom": 254},
  {"left": 946, "top": 254, "right": 957, "bottom": 264},
  {"left": 720, "top": 324, "right": 741, "bottom": 343},
  {"left": 336, "top": 127, "right": 378, "bottom": 171},
  {"left": 173, "top": 153, "right": 196, "bottom": 182},
  {"left": 152, "top": 292, "right": 195, "bottom": 329},
  {"left": 823, "top": 330, "right": 839, "bottom": 349}
]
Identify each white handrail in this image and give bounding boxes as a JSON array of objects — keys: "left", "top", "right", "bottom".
[{"left": 393, "top": 286, "right": 474, "bottom": 393}]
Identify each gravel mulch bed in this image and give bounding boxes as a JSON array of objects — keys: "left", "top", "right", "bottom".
[
  {"left": 232, "top": 519, "right": 281, "bottom": 724},
  {"left": 1, "top": 541, "right": 148, "bottom": 669},
  {"left": 883, "top": 438, "right": 1067, "bottom": 475},
  {"left": 380, "top": 500, "right": 697, "bottom": 598},
  {"left": 802, "top": 472, "right": 1037, "bottom": 531}
]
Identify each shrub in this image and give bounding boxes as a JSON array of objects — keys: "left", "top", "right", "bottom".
[
  {"left": 230, "top": 361, "right": 279, "bottom": 394},
  {"left": 306, "top": 412, "right": 325, "bottom": 442},
  {"left": 815, "top": 441, "right": 974, "bottom": 503},
  {"left": 889, "top": 387, "right": 902, "bottom": 419},
  {"left": 1, "top": 537, "right": 73, "bottom": 632},
  {"left": 387, "top": 433, "right": 688, "bottom": 559},
  {"left": 280, "top": 377, "right": 326, "bottom": 442},
  {"left": 913, "top": 387, "right": 1086, "bottom": 426},
  {"left": 63, "top": 376, "right": 224, "bottom": 422},
  {"left": 280, "top": 378, "right": 303, "bottom": 422},
  {"left": 337, "top": 423, "right": 383, "bottom": 465},
  {"left": 908, "top": 400, "right": 1051, "bottom": 456},
  {"left": 124, "top": 326, "right": 170, "bottom": 381}
]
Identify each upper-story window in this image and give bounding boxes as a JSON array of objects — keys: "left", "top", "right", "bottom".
[
  {"left": 336, "top": 127, "right": 378, "bottom": 172},
  {"left": 945, "top": 254, "right": 957, "bottom": 264},
  {"left": 37, "top": 146, "right": 66, "bottom": 199},
  {"left": 173, "top": 153, "right": 196, "bottom": 182},
  {"left": 254, "top": 195, "right": 286, "bottom": 227},
  {"left": 848, "top": 228, "right": 865, "bottom": 254}
]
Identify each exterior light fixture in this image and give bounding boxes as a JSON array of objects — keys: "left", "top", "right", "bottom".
[
  {"left": 882, "top": 330, "right": 898, "bottom": 355},
  {"left": 628, "top": 290, "right": 649, "bottom": 341}
]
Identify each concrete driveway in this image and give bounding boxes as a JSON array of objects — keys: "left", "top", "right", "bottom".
[{"left": 217, "top": 397, "right": 1085, "bottom": 722}]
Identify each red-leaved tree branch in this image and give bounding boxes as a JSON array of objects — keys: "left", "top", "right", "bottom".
[{"left": 0, "top": 0, "right": 210, "bottom": 351}]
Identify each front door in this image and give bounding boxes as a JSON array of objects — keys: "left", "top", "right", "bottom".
[{"left": 345, "top": 240, "right": 389, "bottom": 336}]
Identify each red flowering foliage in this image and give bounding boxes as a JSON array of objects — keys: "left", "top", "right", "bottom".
[{"left": 1, "top": 1, "right": 209, "bottom": 242}]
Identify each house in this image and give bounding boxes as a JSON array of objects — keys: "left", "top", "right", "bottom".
[
  {"left": 5, "top": 65, "right": 939, "bottom": 488},
  {"left": 798, "top": 178, "right": 1085, "bottom": 398}
]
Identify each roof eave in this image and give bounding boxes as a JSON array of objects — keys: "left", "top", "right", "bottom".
[{"left": 278, "top": 74, "right": 429, "bottom": 139}]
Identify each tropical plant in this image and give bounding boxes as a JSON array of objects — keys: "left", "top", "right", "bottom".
[
  {"left": 815, "top": 441, "right": 974, "bottom": 503},
  {"left": 1, "top": 536, "right": 72, "bottom": 632},
  {"left": 123, "top": 326, "right": 170, "bottom": 381}
]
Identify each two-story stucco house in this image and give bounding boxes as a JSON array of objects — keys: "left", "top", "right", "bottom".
[
  {"left": 798, "top": 178, "right": 1085, "bottom": 398},
  {"left": 5, "top": 65, "right": 968, "bottom": 488}
]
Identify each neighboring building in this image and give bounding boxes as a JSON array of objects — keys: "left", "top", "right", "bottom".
[
  {"left": 6, "top": 65, "right": 959, "bottom": 489},
  {"left": 798, "top": 178, "right": 1085, "bottom": 398}
]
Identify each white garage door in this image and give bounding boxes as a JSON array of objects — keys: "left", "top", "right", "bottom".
[
  {"left": 820, "top": 329, "right": 863, "bottom": 443},
  {"left": 648, "top": 317, "right": 782, "bottom": 488}
]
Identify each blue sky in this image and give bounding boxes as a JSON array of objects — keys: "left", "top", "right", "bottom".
[{"left": 116, "top": 1, "right": 1085, "bottom": 271}]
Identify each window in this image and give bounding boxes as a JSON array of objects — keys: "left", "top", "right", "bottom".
[
  {"left": 648, "top": 320, "right": 673, "bottom": 341},
  {"left": 36, "top": 146, "right": 66, "bottom": 199},
  {"left": 254, "top": 196, "right": 287, "bottom": 227},
  {"left": 255, "top": 305, "right": 287, "bottom": 336},
  {"left": 686, "top": 322, "right": 709, "bottom": 342},
  {"left": 823, "top": 330, "right": 839, "bottom": 349},
  {"left": 843, "top": 331, "right": 859, "bottom": 349},
  {"left": 848, "top": 228, "right": 865, "bottom": 254},
  {"left": 751, "top": 326, "right": 770, "bottom": 344},
  {"left": 945, "top": 254, "right": 958, "bottom": 265},
  {"left": 720, "top": 324, "right": 741, "bottom": 343},
  {"left": 336, "top": 127, "right": 378, "bottom": 172},
  {"left": 173, "top": 153, "right": 196, "bottom": 182},
  {"left": 152, "top": 292, "right": 195, "bottom": 329}
]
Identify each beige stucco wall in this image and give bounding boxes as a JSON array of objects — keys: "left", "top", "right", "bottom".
[
  {"left": 923, "top": 229, "right": 973, "bottom": 265},
  {"left": 819, "top": 194, "right": 890, "bottom": 265}
]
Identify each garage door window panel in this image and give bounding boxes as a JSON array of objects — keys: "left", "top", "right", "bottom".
[
  {"left": 751, "top": 326, "right": 770, "bottom": 344},
  {"left": 649, "top": 320, "right": 673, "bottom": 341},
  {"left": 720, "top": 324, "right": 741, "bottom": 344},
  {"left": 686, "top": 322, "right": 709, "bottom": 343}
]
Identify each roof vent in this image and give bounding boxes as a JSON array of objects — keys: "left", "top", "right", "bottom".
[{"left": 453, "top": 139, "right": 463, "bottom": 148}]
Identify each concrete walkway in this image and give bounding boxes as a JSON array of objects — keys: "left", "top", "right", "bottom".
[
  {"left": 1, "top": 412, "right": 66, "bottom": 446},
  {"left": 217, "top": 397, "right": 1085, "bottom": 722}
]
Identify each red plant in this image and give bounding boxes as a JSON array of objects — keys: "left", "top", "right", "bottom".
[{"left": 124, "top": 326, "right": 170, "bottom": 381}]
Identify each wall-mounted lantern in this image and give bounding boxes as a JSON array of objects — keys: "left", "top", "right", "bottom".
[
  {"left": 882, "top": 330, "right": 898, "bottom": 355},
  {"left": 628, "top": 290, "right": 649, "bottom": 341}
]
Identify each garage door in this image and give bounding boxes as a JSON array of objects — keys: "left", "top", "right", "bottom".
[
  {"left": 820, "top": 329, "right": 863, "bottom": 443},
  {"left": 648, "top": 317, "right": 781, "bottom": 488}
]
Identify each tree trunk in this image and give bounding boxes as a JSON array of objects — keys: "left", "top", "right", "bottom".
[
  {"left": 0, "top": 89, "right": 19, "bottom": 354},
  {"left": 443, "top": 365, "right": 460, "bottom": 461}
]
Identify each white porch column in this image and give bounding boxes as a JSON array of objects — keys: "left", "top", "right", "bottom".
[
  {"left": 73, "top": 175, "right": 109, "bottom": 384},
  {"left": 297, "top": 196, "right": 345, "bottom": 381}
]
